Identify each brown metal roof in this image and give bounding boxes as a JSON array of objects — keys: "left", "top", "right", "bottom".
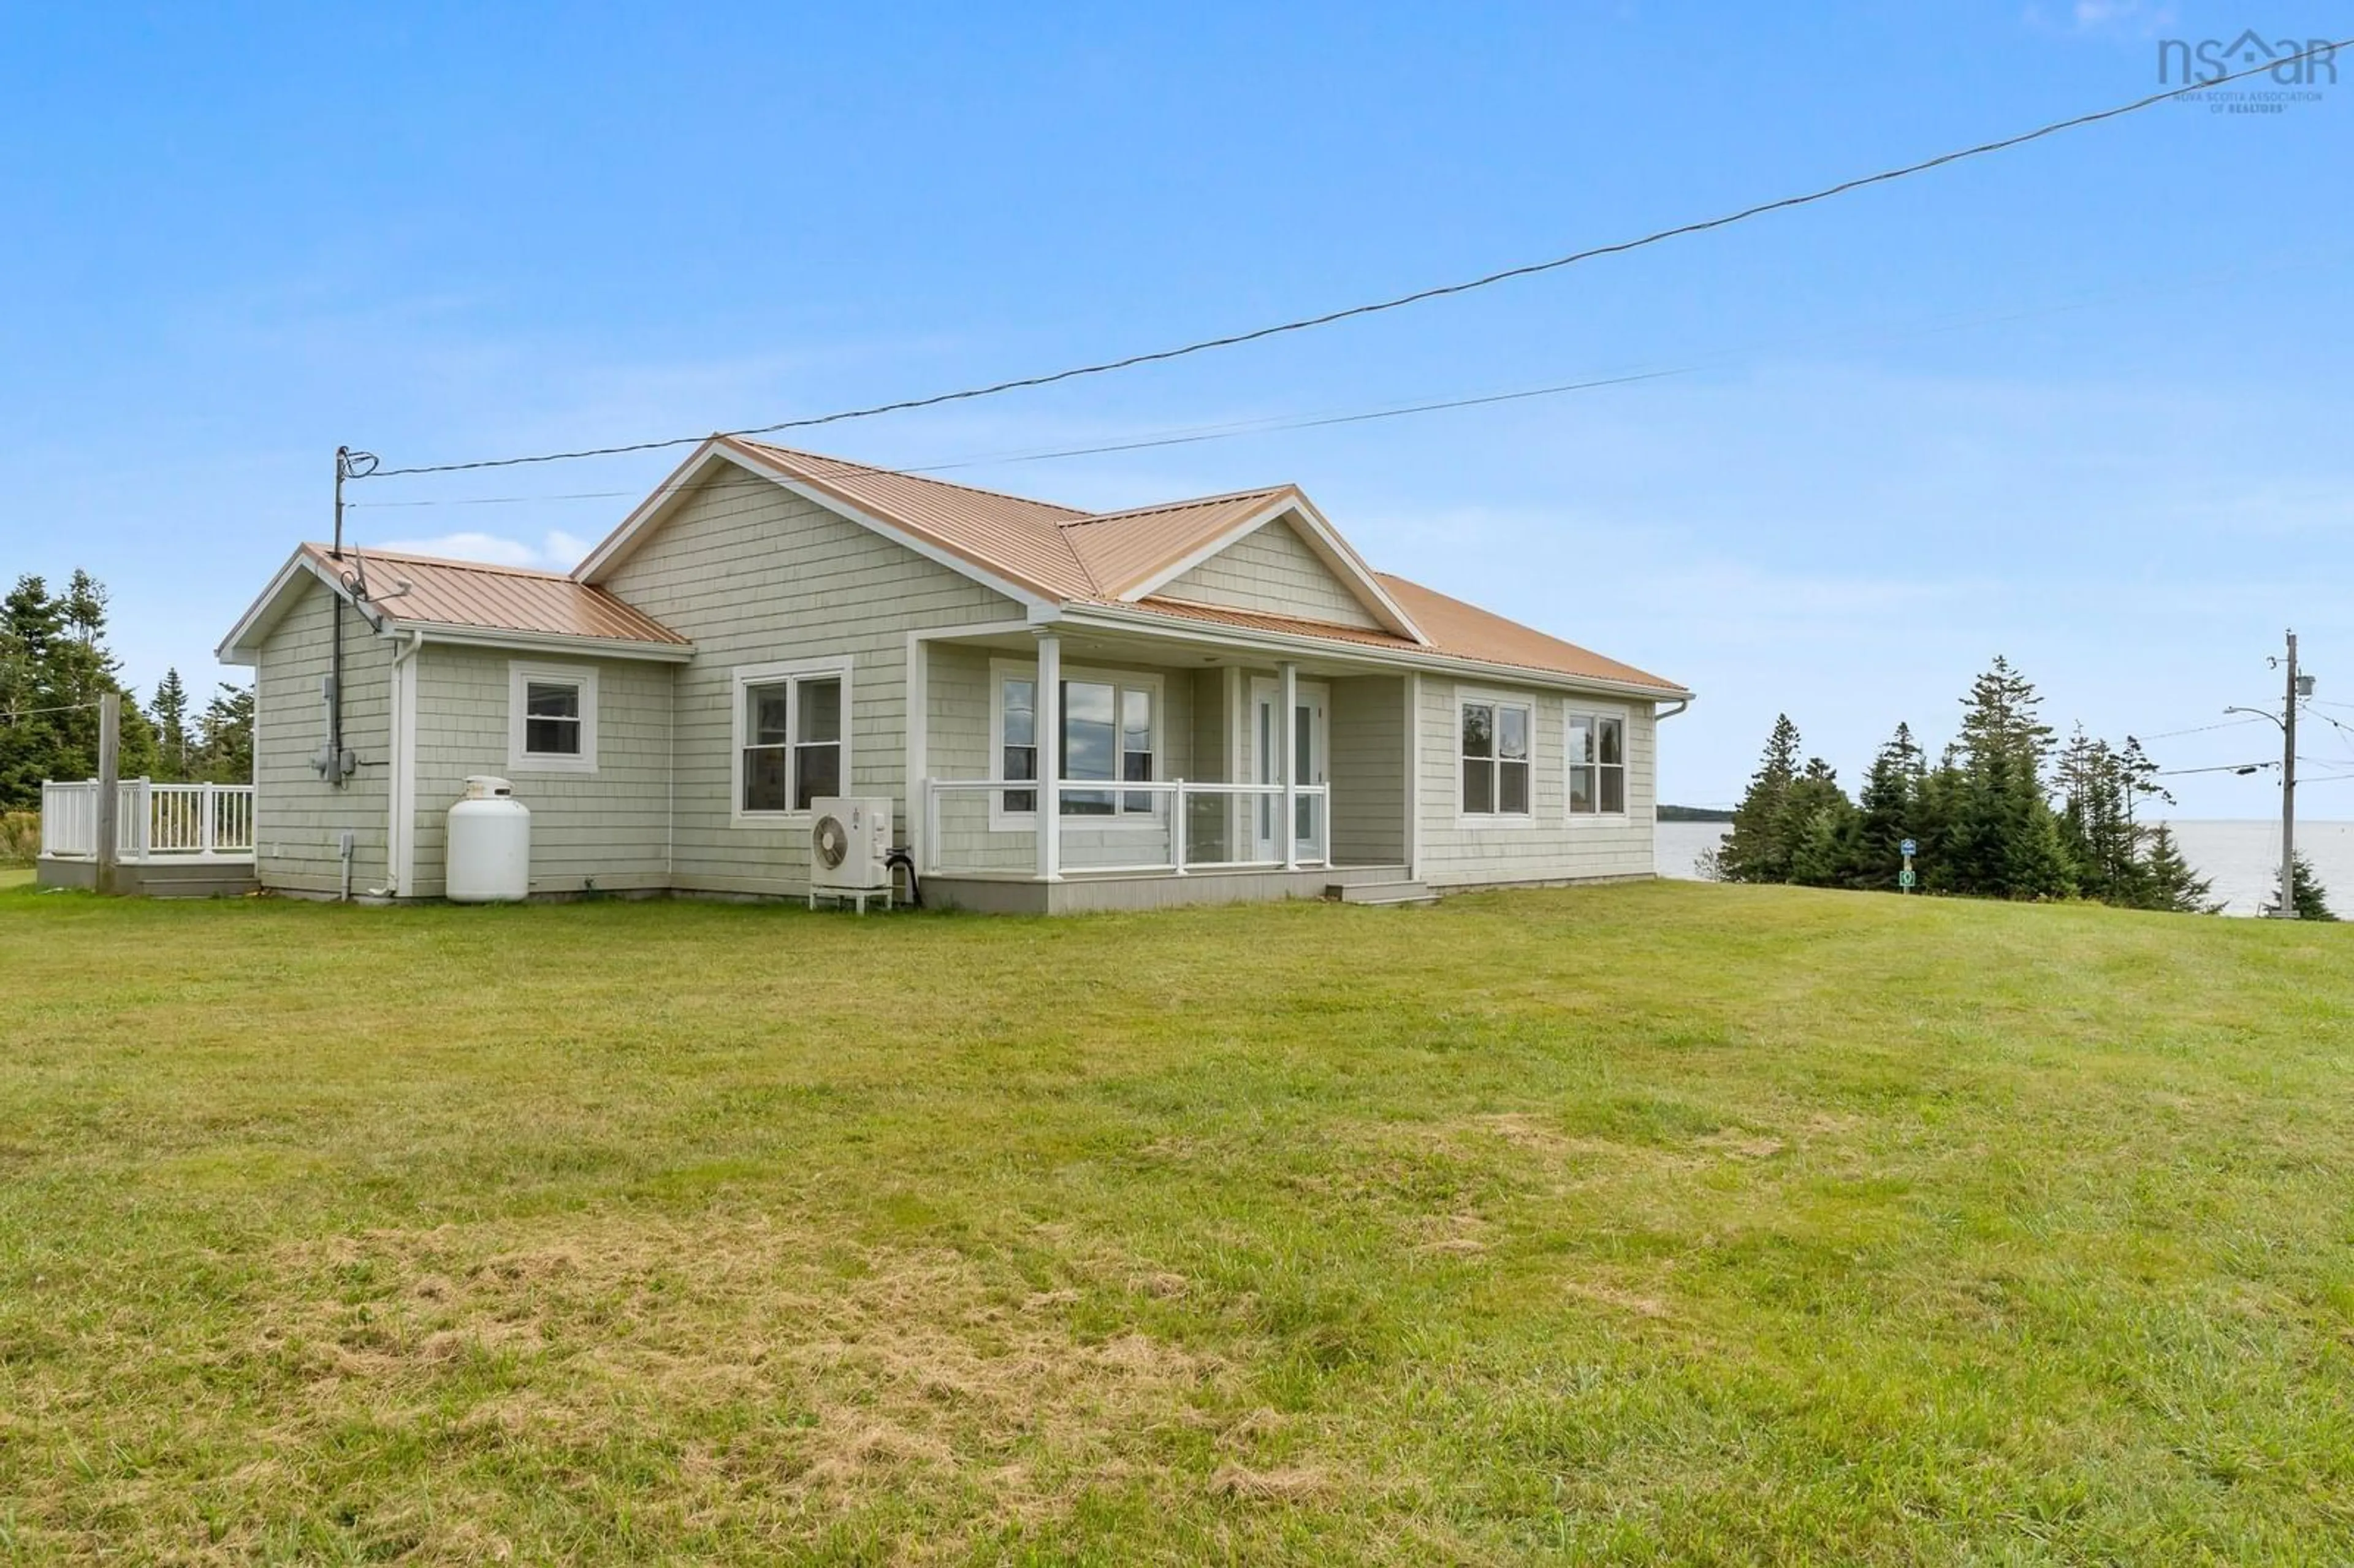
[
  {"left": 1058, "top": 487, "right": 1296, "bottom": 595},
  {"left": 1119, "top": 576, "right": 1685, "bottom": 693},
  {"left": 726, "top": 438, "right": 1100, "bottom": 598},
  {"left": 582, "top": 437, "right": 1681, "bottom": 694},
  {"left": 1374, "top": 574, "right": 1682, "bottom": 691},
  {"left": 303, "top": 544, "right": 687, "bottom": 646}
]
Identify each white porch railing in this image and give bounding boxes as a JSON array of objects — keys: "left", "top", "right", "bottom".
[
  {"left": 38, "top": 780, "right": 256, "bottom": 862},
  {"left": 921, "top": 778, "right": 1328, "bottom": 879}
]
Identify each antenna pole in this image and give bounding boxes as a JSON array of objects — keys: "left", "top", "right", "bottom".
[{"left": 333, "top": 444, "right": 349, "bottom": 558}]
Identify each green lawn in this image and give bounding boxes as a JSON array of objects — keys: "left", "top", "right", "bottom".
[{"left": 4, "top": 881, "right": 2352, "bottom": 1564}]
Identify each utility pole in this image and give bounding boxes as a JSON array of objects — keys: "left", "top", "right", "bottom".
[
  {"left": 2279, "top": 630, "right": 2300, "bottom": 919},
  {"left": 93, "top": 692, "right": 120, "bottom": 896},
  {"left": 333, "top": 445, "right": 347, "bottom": 558}
]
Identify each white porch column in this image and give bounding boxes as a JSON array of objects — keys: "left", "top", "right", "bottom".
[
  {"left": 1279, "top": 660, "right": 1298, "bottom": 871},
  {"left": 1036, "top": 631, "right": 1062, "bottom": 881}
]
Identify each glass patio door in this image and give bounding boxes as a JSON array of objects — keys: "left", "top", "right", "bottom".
[{"left": 1250, "top": 680, "right": 1328, "bottom": 863}]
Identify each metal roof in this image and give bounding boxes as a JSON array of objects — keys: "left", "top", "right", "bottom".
[
  {"left": 301, "top": 544, "right": 688, "bottom": 646},
  {"left": 1057, "top": 487, "right": 1297, "bottom": 596},
  {"left": 568, "top": 435, "right": 1682, "bottom": 694},
  {"left": 1114, "top": 574, "right": 1685, "bottom": 693},
  {"left": 728, "top": 439, "right": 1100, "bottom": 598}
]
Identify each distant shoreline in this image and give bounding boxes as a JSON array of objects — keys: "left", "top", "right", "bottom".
[{"left": 1658, "top": 804, "right": 1735, "bottom": 823}]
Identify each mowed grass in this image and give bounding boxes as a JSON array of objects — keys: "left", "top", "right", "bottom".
[{"left": 3, "top": 881, "right": 2353, "bottom": 1564}]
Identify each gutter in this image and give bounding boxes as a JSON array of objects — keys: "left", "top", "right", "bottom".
[{"left": 384, "top": 622, "right": 695, "bottom": 663}]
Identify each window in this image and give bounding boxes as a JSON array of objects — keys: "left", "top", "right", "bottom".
[
  {"left": 991, "top": 662, "right": 1160, "bottom": 823},
  {"left": 1001, "top": 677, "right": 1037, "bottom": 813},
  {"left": 507, "top": 662, "right": 598, "bottom": 774},
  {"left": 1567, "top": 712, "right": 1627, "bottom": 815},
  {"left": 732, "top": 658, "right": 851, "bottom": 820},
  {"left": 1460, "top": 696, "right": 1531, "bottom": 817}
]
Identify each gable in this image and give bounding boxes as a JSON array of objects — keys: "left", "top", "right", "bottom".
[
  {"left": 576, "top": 441, "right": 1078, "bottom": 606},
  {"left": 1152, "top": 516, "right": 1386, "bottom": 631},
  {"left": 593, "top": 459, "right": 1025, "bottom": 644}
]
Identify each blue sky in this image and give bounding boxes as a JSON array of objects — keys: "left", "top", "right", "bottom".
[{"left": 3, "top": 1, "right": 2348, "bottom": 812}]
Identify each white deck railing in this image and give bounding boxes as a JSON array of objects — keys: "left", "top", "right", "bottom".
[
  {"left": 39, "top": 780, "right": 256, "bottom": 862},
  {"left": 921, "top": 778, "right": 1327, "bottom": 878}
]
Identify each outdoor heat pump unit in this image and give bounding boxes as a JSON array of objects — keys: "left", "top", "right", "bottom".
[{"left": 809, "top": 796, "right": 894, "bottom": 908}]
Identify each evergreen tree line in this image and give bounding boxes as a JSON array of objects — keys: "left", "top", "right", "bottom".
[
  {"left": 1708, "top": 656, "right": 2325, "bottom": 916},
  {"left": 1, "top": 569, "right": 254, "bottom": 810}
]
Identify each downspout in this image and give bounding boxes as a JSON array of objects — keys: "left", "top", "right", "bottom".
[{"left": 1656, "top": 699, "right": 1690, "bottom": 721}]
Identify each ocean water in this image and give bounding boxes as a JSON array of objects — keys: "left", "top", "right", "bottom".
[{"left": 1654, "top": 818, "right": 2354, "bottom": 918}]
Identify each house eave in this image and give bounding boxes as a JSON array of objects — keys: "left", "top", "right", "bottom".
[
  {"left": 384, "top": 622, "right": 696, "bottom": 663},
  {"left": 1059, "top": 603, "right": 1693, "bottom": 702}
]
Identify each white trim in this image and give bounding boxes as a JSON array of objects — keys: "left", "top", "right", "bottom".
[
  {"left": 1057, "top": 602, "right": 1693, "bottom": 702},
  {"left": 989, "top": 656, "right": 1168, "bottom": 834},
  {"left": 1247, "top": 674, "right": 1332, "bottom": 866},
  {"left": 1564, "top": 704, "right": 1632, "bottom": 820},
  {"left": 905, "top": 618, "right": 1048, "bottom": 872},
  {"left": 388, "top": 632, "right": 421, "bottom": 894},
  {"left": 507, "top": 660, "right": 600, "bottom": 775},
  {"left": 1035, "top": 635, "right": 1061, "bottom": 880},
  {"left": 398, "top": 624, "right": 690, "bottom": 663},
  {"left": 728, "top": 653, "right": 853, "bottom": 828},
  {"left": 1454, "top": 685, "right": 1537, "bottom": 828},
  {"left": 1404, "top": 672, "right": 1423, "bottom": 880},
  {"left": 574, "top": 440, "right": 1056, "bottom": 612},
  {"left": 905, "top": 630, "right": 927, "bottom": 860},
  {"left": 215, "top": 548, "right": 319, "bottom": 664}
]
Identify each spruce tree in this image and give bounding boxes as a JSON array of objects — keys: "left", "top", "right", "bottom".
[
  {"left": 195, "top": 684, "right": 256, "bottom": 783},
  {"left": 1951, "top": 657, "right": 2072, "bottom": 899},
  {"left": 1849, "top": 723, "right": 1924, "bottom": 891},
  {"left": 1720, "top": 714, "right": 1802, "bottom": 883},
  {"left": 2288, "top": 853, "right": 2336, "bottom": 921},
  {"left": 2143, "top": 824, "right": 2220, "bottom": 915},
  {"left": 0, "top": 576, "right": 69, "bottom": 806},
  {"left": 0, "top": 569, "right": 155, "bottom": 803},
  {"left": 150, "top": 668, "right": 191, "bottom": 782},
  {"left": 1782, "top": 758, "right": 1860, "bottom": 887}
]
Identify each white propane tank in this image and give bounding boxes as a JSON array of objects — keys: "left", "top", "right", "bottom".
[{"left": 446, "top": 775, "right": 530, "bottom": 902}]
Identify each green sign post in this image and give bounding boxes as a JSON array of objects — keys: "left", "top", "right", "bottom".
[{"left": 1899, "top": 837, "right": 1917, "bottom": 893}]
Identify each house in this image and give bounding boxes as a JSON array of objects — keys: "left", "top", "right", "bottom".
[{"left": 211, "top": 436, "right": 1691, "bottom": 911}]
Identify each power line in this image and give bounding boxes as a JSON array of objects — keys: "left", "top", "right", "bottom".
[
  {"left": 0, "top": 700, "right": 105, "bottom": 719},
  {"left": 2131, "top": 715, "right": 2272, "bottom": 743},
  {"left": 359, "top": 38, "right": 2347, "bottom": 482},
  {"left": 348, "top": 238, "right": 2342, "bottom": 514},
  {"left": 2153, "top": 759, "right": 2277, "bottom": 778},
  {"left": 348, "top": 368, "right": 1686, "bottom": 510}
]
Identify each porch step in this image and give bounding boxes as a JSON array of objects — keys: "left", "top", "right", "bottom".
[{"left": 1327, "top": 878, "right": 1437, "bottom": 907}]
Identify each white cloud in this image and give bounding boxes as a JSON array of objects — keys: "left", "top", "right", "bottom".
[
  {"left": 366, "top": 530, "right": 591, "bottom": 572},
  {"left": 2021, "top": 0, "right": 2177, "bottom": 36}
]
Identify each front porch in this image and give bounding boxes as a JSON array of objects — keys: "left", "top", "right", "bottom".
[{"left": 912, "top": 620, "right": 1416, "bottom": 913}]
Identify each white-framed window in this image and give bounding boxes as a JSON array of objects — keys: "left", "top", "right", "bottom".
[
  {"left": 1459, "top": 693, "right": 1533, "bottom": 819},
  {"left": 507, "top": 661, "right": 598, "bottom": 774},
  {"left": 731, "top": 656, "right": 851, "bottom": 823},
  {"left": 1567, "top": 710, "right": 1628, "bottom": 815},
  {"left": 989, "top": 658, "right": 1162, "bottom": 828}
]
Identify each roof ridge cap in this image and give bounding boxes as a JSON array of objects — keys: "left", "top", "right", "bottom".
[
  {"left": 307, "top": 543, "right": 582, "bottom": 583},
  {"left": 1061, "top": 483, "right": 1295, "bottom": 529},
  {"left": 730, "top": 438, "right": 1091, "bottom": 519}
]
